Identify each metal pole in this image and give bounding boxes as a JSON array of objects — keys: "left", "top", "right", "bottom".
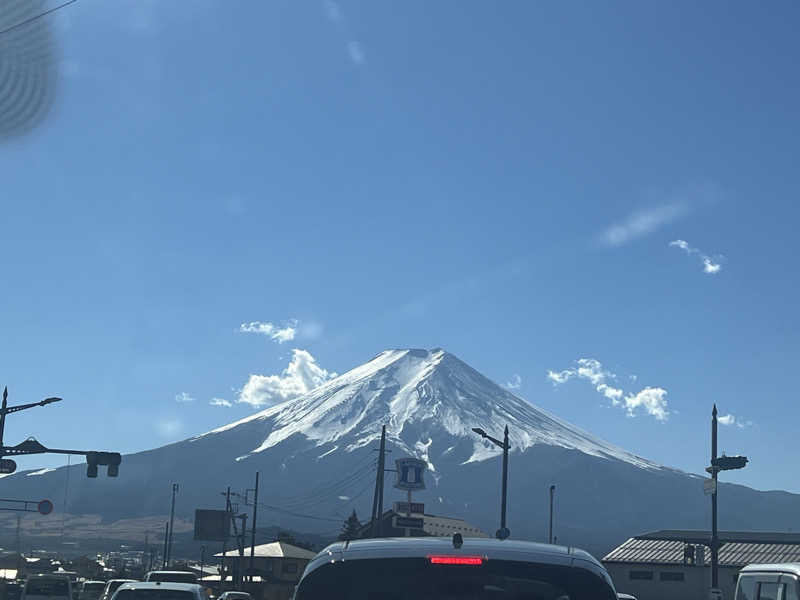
[
  {"left": 162, "top": 521, "right": 169, "bottom": 568},
  {"left": 500, "top": 425, "right": 509, "bottom": 533},
  {"left": 548, "top": 485, "right": 555, "bottom": 544},
  {"left": 0, "top": 387, "right": 8, "bottom": 451},
  {"left": 249, "top": 472, "right": 259, "bottom": 581},
  {"left": 200, "top": 546, "right": 205, "bottom": 582},
  {"left": 711, "top": 405, "right": 719, "bottom": 589},
  {"left": 166, "top": 483, "right": 178, "bottom": 565},
  {"left": 220, "top": 487, "right": 231, "bottom": 594},
  {"left": 373, "top": 426, "right": 387, "bottom": 538}
]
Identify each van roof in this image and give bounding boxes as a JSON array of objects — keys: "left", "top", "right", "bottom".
[
  {"left": 741, "top": 563, "right": 800, "bottom": 577},
  {"left": 118, "top": 583, "right": 202, "bottom": 592}
]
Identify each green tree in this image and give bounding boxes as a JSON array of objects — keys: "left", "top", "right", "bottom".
[{"left": 339, "top": 510, "right": 362, "bottom": 541}]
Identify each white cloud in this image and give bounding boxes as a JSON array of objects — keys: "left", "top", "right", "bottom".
[
  {"left": 669, "top": 239, "right": 723, "bottom": 275},
  {"left": 210, "top": 398, "right": 233, "bottom": 408},
  {"left": 239, "top": 320, "right": 298, "bottom": 343},
  {"left": 175, "top": 392, "right": 194, "bottom": 403},
  {"left": 323, "top": 0, "right": 366, "bottom": 67},
  {"left": 347, "top": 41, "right": 365, "bottom": 65},
  {"left": 602, "top": 203, "right": 688, "bottom": 246},
  {"left": 505, "top": 374, "right": 522, "bottom": 390},
  {"left": 238, "top": 349, "right": 336, "bottom": 408},
  {"left": 156, "top": 418, "right": 183, "bottom": 438},
  {"left": 718, "top": 413, "right": 751, "bottom": 428},
  {"left": 547, "top": 358, "right": 669, "bottom": 421},
  {"left": 623, "top": 387, "right": 669, "bottom": 421}
]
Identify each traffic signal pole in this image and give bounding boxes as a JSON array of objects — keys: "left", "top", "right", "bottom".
[{"left": 711, "top": 405, "right": 719, "bottom": 589}]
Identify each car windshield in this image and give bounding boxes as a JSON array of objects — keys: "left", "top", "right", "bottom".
[
  {"left": 295, "top": 558, "right": 616, "bottom": 600},
  {"left": 25, "top": 580, "right": 69, "bottom": 596},
  {"left": 83, "top": 585, "right": 105, "bottom": 592},
  {"left": 115, "top": 591, "right": 194, "bottom": 600}
]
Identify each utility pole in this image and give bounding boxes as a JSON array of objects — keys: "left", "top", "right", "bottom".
[
  {"left": 710, "top": 405, "right": 719, "bottom": 590},
  {"left": 370, "top": 426, "right": 387, "bottom": 538},
  {"left": 500, "top": 425, "right": 509, "bottom": 537},
  {"left": 15, "top": 514, "right": 21, "bottom": 575},
  {"left": 548, "top": 485, "right": 555, "bottom": 544},
  {"left": 249, "top": 472, "right": 259, "bottom": 582},
  {"left": 166, "top": 483, "right": 179, "bottom": 566},
  {"left": 706, "top": 404, "right": 749, "bottom": 594},
  {"left": 200, "top": 546, "right": 206, "bottom": 582},
  {"left": 220, "top": 487, "right": 231, "bottom": 594},
  {"left": 162, "top": 521, "right": 169, "bottom": 568}
]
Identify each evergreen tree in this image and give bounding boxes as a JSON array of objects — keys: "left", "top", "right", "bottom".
[{"left": 339, "top": 509, "right": 362, "bottom": 541}]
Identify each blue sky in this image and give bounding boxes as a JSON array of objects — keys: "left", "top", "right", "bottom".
[{"left": 1, "top": 0, "right": 799, "bottom": 492}]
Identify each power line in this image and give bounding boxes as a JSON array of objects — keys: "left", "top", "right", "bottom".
[{"left": 0, "top": 0, "right": 78, "bottom": 36}]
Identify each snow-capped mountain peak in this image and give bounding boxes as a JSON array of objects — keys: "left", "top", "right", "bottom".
[{"left": 198, "top": 348, "right": 661, "bottom": 471}]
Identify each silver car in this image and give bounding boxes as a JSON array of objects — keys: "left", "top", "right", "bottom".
[
  {"left": 111, "top": 583, "right": 208, "bottom": 600},
  {"left": 294, "top": 536, "right": 617, "bottom": 599}
]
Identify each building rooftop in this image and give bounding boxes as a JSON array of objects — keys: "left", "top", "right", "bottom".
[
  {"left": 214, "top": 541, "right": 316, "bottom": 560},
  {"left": 604, "top": 531, "right": 800, "bottom": 568}
]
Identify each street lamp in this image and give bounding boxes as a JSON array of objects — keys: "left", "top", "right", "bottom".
[
  {"left": 472, "top": 425, "right": 510, "bottom": 540},
  {"left": 706, "top": 405, "right": 748, "bottom": 593}
]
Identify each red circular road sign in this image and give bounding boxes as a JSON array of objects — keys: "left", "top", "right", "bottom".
[{"left": 38, "top": 500, "right": 53, "bottom": 515}]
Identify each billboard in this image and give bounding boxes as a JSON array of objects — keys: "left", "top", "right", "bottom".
[
  {"left": 394, "top": 457, "right": 427, "bottom": 491},
  {"left": 194, "top": 509, "right": 230, "bottom": 541}
]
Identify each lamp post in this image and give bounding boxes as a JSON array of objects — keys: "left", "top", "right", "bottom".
[
  {"left": 472, "top": 425, "right": 510, "bottom": 540},
  {"left": 548, "top": 485, "right": 555, "bottom": 545},
  {"left": 706, "top": 405, "right": 748, "bottom": 592}
]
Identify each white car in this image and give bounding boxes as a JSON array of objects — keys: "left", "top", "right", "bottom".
[
  {"left": 736, "top": 563, "right": 800, "bottom": 600},
  {"left": 294, "top": 535, "right": 618, "bottom": 599},
  {"left": 217, "top": 593, "right": 251, "bottom": 600},
  {"left": 143, "top": 573, "right": 198, "bottom": 585},
  {"left": 22, "top": 574, "right": 73, "bottom": 600},
  {"left": 111, "top": 583, "right": 208, "bottom": 600}
]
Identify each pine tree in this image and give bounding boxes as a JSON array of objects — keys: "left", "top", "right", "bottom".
[{"left": 339, "top": 509, "right": 362, "bottom": 541}]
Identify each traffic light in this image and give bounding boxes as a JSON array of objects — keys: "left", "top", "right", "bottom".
[
  {"left": 711, "top": 455, "right": 748, "bottom": 471},
  {"left": 86, "top": 451, "right": 122, "bottom": 478}
]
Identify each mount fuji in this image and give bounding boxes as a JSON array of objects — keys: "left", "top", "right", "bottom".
[{"left": 3, "top": 348, "right": 799, "bottom": 556}]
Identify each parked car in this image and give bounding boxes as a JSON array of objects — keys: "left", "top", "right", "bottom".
[
  {"left": 22, "top": 575, "right": 72, "bottom": 600},
  {"left": 79, "top": 582, "right": 106, "bottom": 600},
  {"left": 294, "top": 535, "right": 617, "bottom": 599},
  {"left": 100, "top": 580, "right": 137, "bottom": 600},
  {"left": 111, "top": 583, "right": 207, "bottom": 600},
  {"left": 736, "top": 563, "right": 800, "bottom": 600},
  {"left": 142, "top": 574, "right": 197, "bottom": 586}
]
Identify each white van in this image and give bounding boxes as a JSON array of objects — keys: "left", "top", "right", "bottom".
[
  {"left": 22, "top": 574, "right": 73, "bottom": 600},
  {"left": 735, "top": 563, "right": 800, "bottom": 600}
]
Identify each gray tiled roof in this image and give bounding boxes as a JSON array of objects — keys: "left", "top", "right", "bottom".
[{"left": 604, "top": 532, "right": 800, "bottom": 568}]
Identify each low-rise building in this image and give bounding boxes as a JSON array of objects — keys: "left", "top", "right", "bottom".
[
  {"left": 603, "top": 530, "right": 800, "bottom": 600},
  {"left": 356, "top": 510, "right": 488, "bottom": 539},
  {"left": 215, "top": 541, "right": 316, "bottom": 600}
]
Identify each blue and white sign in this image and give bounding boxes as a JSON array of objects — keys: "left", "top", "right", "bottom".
[{"left": 394, "top": 457, "right": 427, "bottom": 491}]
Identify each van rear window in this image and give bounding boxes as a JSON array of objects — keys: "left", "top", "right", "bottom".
[{"left": 25, "top": 580, "right": 69, "bottom": 596}]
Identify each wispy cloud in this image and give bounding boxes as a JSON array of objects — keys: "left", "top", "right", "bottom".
[
  {"left": 547, "top": 358, "right": 669, "bottom": 421},
  {"left": 210, "top": 398, "right": 232, "bottom": 408},
  {"left": 240, "top": 320, "right": 298, "bottom": 343},
  {"left": 238, "top": 349, "right": 336, "bottom": 408},
  {"left": 175, "top": 392, "right": 195, "bottom": 403},
  {"left": 669, "top": 239, "right": 723, "bottom": 274},
  {"left": 156, "top": 418, "right": 183, "bottom": 438},
  {"left": 718, "top": 413, "right": 752, "bottom": 428},
  {"left": 601, "top": 203, "right": 689, "bottom": 246},
  {"left": 505, "top": 374, "right": 522, "bottom": 390},
  {"left": 323, "top": 0, "right": 366, "bottom": 67}
]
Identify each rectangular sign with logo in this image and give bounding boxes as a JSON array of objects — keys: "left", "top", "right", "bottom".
[
  {"left": 394, "top": 502, "right": 425, "bottom": 514},
  {"left": 394, "top": 516, "right": 424, "bottom": 529}
]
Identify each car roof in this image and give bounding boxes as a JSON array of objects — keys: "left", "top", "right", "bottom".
[
  {"left": 146, "top": 572, "right": 195, "bottom": 576},
  {"left": 304, "top": 537, "right": 608, "bottom": 581},
  {"left": 118, "top": 583, "right": 201, "bottom": 591},
  {"left": 741, "top": 563, "right": 800, "bottom": 577}
]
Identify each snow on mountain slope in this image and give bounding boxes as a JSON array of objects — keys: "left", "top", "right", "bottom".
[{"left": 196, "top": 348, "right": 662, "bottom": 471}]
